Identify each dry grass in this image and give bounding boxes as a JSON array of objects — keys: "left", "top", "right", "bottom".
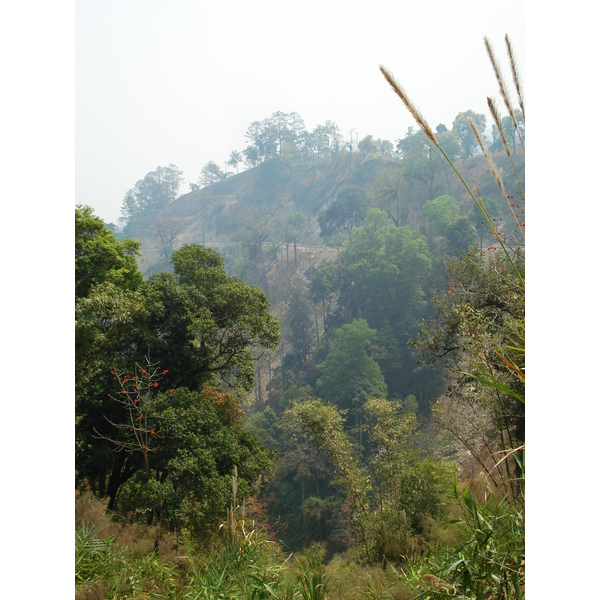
[
  {"left": 325, "top": 553, "right": 413, "bottom": 600},
  {"left": 75, "top": 489, "right": 180, "bottom": 560}
]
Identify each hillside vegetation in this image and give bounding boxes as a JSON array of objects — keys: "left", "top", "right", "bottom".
[{"left": 76, "top": 36, "right": 525, "bottom": 599}]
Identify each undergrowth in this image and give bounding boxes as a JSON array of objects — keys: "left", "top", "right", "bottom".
[{"left": 75, "top": 491, "right": 417, "bottom": 599}]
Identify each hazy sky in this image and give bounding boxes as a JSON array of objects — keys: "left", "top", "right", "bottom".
[{"left": 76, "top": 0, "right": 525, "bottom": 224}]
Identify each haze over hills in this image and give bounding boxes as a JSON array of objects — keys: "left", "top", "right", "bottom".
[
  {"left": 118, "top": 116, "right": 524, "bottom": 276},
  {"left": 76, "top": 97, "right": 526, "bottom": 594}
]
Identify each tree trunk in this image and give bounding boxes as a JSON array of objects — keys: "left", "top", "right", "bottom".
[
  {"left": 142, "top": 449, "right": 160, "bottom": 551},
  {"left": 293, "top": 238, "right": 297, "bottom": 269},
  {"left": 106, "top": 452, "right": 127, "bottom": 510}
]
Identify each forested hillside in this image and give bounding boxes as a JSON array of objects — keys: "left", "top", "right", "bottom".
[{"left": 76, "top": 37, "right": 525, "bottom": 599}]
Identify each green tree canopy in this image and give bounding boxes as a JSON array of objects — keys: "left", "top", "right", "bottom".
[
  {"left": 144, "top": 244, "right": 281, "bottom": 392},
  {"left": 139, "top": 385, "right": 277, "bottom": 537},
  {"left": 76, "top": 223, "right": 281, "bottom": 505},
  {"left": 423, "top": 194, "right": 460, "bottom": 239},
  {"left": 75, "top": 205, "right": 143, "bottom": 299},
  {"left": 316, "top": 319, "right": 387, "bottom": 419},
  {"left": 331, "top": 211, "right": 434, "bottom": 398},
  {"left": 336, "top": 210, "right": 432, "bottom": 330}
]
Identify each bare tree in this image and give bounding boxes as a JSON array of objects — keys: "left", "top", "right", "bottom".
[
  {"left": 94, "top": 357, "right": 172, "bottom": 550},
  {"left": 150, "top": 217, "right": 182, "bottom": 263}
]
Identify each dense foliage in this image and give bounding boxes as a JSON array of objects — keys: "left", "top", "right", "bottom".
[
  {"left": 76, "top": 208, "right": 280, "bottom": 530},
  {"left": 77, "top": 34, "right": 525, "bottom": 599}
]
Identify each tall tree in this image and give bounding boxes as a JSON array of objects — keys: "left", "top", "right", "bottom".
[
  {"left": 199, "top": 161, "right": 227, "bottom": 187},
  {"left": 315, "top": 319, "right": 387, "bottom": 424},
  {"left": 395, "top": 127, "right": 456, "bottom": 203},
  {"left": 357, "top": 135, "right": 378, "bottom": 154},
  {"left": 227, "top": 150, "right": 244, "bottom": 174},
  {"left": 285, "top": 211, "right": 306, "bottom": 269},
  {"left": 309, "top": 124, "right": 332, "bottom": 158},
  {"left": 235, "top": 207, "right": 274, "bottom": 293},
  {"left": 284, "top": 278, "right": 316, "bottom": 369},
  {"left": 318, "top": 185, "right": 368, "bottom": 243},
  {"left": 120, "top": 164, "right": 183, "bottom": 224},
  {"left": 371, "top": 167, "right": 413, "bottom": 227},
  {"left": 149, "top": 216, "right": 182, "bottom": 264},
  {"left": 76, "top": 233, "right": 281, "bottom": 504},
  {"left": 452, "top": 110, "right": 487, "bottom": 158},
  {"left": 490, "top": 108, "right": 524, "bottom": 154},
  {"left": 332, "top": 209, "right": 434, "bottom": 399},
  {"left": 309, "top": 265, "right": 334, "bottom": 333}
]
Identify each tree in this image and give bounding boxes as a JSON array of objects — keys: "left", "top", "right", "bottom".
[
  {"left": 284, "top": 211, "right": 306, "bottom": 270},
  {"left": 243, "top": 112, "right": 306, "bottom": 163},
  {"left": 234, "top": 207, "right": 275, "bottom": 293},
  {"left": 101, "top": 376, "right": 277, "bottom": 539},
  {"left": 227, "top": 150, "right": 244, "bottom": 174},
  {"left": 371, "top": 167, "right": 413, "bottom": 227},
  {"left": 326, "top": 120, "right": 344, "bottom": 160},
  {"left": 120, "top": 164, "right": 183, "bottom": 224},
  {"left": 376, "top": 138, "right": 395, "bottom": 156},
  {"left": 363, "top": 397, "right": 453, "bottom": 557},
  {"left": 445, "top": 216, "right": 477, "bottom": 257},
  {"left": 423, "top": 194, "right": 460, "bottom": 239},
  {"left": 272, "top": 110, "right": 306, "bottom": 155},
  {"left": 149, "top": 216, "right": 182, "bottom": 264},
  {"left": 76, "top": 235, "right": 281, "bottom": 505},
  {"left": 332, "top": 210, "right": 433, "bottom": 398},
  {"left": 199, "top": 161, "right": 227, "bottom": 187},
  {"left": 336, "top": 210, "right": 431, "bottom": 330},
  {"left": 284, "top": 278, "right": 315, "bottom": 369},
  {"left": 317, "top": 185, "right": 368, "bottom": 243},
  {"left": 75, "top": 280, "right": 149, "bottom": 502},
  {"left": 491, "top": 108, "right": 524, "bottom": 154},
  {"left": 282, "top": 399, "right": 372, "bottom": 560},
  {"left": 242, "top": 143, "right": 260, "bottom": 168},
  {"left": 309, "top": 265, "right": 334, "bottom": 333},
  {"left": 395, "top": 127, "right": 454, "bottom": 202},
  {"left": 147, "top": 244, "right": 281, "bottom": 392},
  {"left": 75, "top": 205, "right": 143, "bottom": 299},
  {"left": 283, "top": 396, "right": 452, "bottom": 563},
  {"left": 452, "top": 110, "right": 487, "bottom": 158},
  {"left": 315, "top": 319, "right": 387, "bottom": 426},
  {"left": 93, "top": 357, "right": 167, "bottom": 548},
  {"left": 309, "top": 124, "right": 331, "bottom": 158},
  {"left": 357, "top": 135, "right": 378, "bottom": 154}
]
